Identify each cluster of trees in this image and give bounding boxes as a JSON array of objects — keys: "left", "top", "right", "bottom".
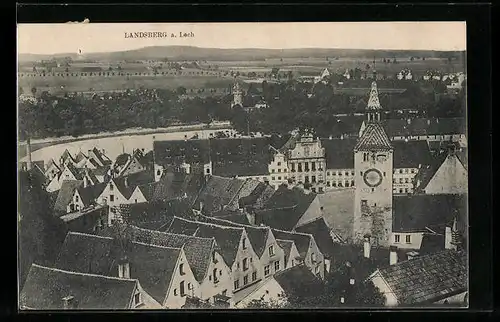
[{"left": 18, "top": 170, "right": 68, "bottom": 288}]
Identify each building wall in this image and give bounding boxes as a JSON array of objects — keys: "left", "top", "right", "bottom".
[
  {"left": 424, "top": 155, "right": 468, "bottom": 195},
  {"left": 303, "top": 237, "right": 325, "bottom": 279},
  {"left": 97, "top": 179, "right": 128, "bottom": 224},
  {"left": 59, "top": 167, "right": 78, "bottom": 182},
  {"left": 285, "top": 243, "right": 301, "bottom": 269},
  {"left": 121, "top": 157, "right": 145, "bottom": 176},
  {"left": 269, "top": 153, "right": 288, "bottom": 189},
  {"left": 393, "top": 167, "right": 418, "bottom": 194},
  {"left": 257, "top": 230, "right": 286, "bottom": 281},
  {"left": 134, "top": 282, "right": 163, "bottom": 309},
  {"left": 370, "top": 273, "right": 398, "bottom": 307},
  {"left": 390, "top": 232, "right": 424, "bottom": 250},
  {"left": 67, "top": 190, "right": 86, "bottom": 213},
  {"left": 325, "top": 168, "right": 355, "bottom": 190},
  {"left": 46, "top": 175, "right": 62, "bottom": 192},
  {"left": 234, "top": 278, "right": 286, "bottom": 308},
  {"left": 199, "top": 250, "right": 233, "bottom": 301},
  {"left": 231, "top": 230, "right": 261, "bottom": 293},
  {"left": 163, "top": 249, "right": 199, "bottom": 309},
  {"left": 433, "top": 291, "right": 468, "bottom": 305},
  {"left": 353, "top": 150, "right": 394, "bottom": 247},
  {"left": 127, "top": 187, "right": 148, "bottom": 204},
  {"left": 287, "top": 135, "right": 327, "bottom": 192},
  {"left": 45, "top": 163, "right": 60, "bottom": 181}
]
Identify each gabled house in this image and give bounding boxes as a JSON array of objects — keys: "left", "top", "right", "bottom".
[
  {"left": 46, "top": 163, "right": 81, "bottom": 193},
  {"left": 271, "top": 229, "right": 325, "bottom": 279},
  {"left": 44, "top": 159, "right": 61, "bottom": 181},
  {"left": 54, "top": 231, "right": 199, "bottom": 309},
  {"left": 67, "top": 181, "right": 107, "bottom": 213},
  {"left": 192, "top": 176, "right": 246, "bottom": 215},
  {"left": 53, "top": 180, "right": 84, "bottom": 215},
  {"left": 276, "top": 239, "right": 301, "bottom": 269},
  {"left": 233, "top": 264, "right": 324, "bottom": 308},
  {"left": 87, "top": 147, "right": 112, "bottom": 168},
  {"left": 114, "top": 153, "right": 147, "bottom": 177},
  {"left": 294, "top": 217, "right": 338, "bottom": 266},
  {"left": 368, "top": 250, "right": 467, "bottom": 307},
  {"left": 60, "top": 205, "right": 109, "bottom": 234},
  {"left": 73, "top": 151, "right": 97, "bottom": 169},
  {"left": 59, "top": 149, "right": 75, "bottom": 168},
  {"left": 103, "top": 225, "right": 232, "bottom": 303},
  {"left": 197, "top": 215, "right": 287, "bottom": 282},
  {"left": 164, "top": 217, "right": 261, "bottom": 297},
  {"left": 20, "top": 263, "right": 160, "bottom": 310}
]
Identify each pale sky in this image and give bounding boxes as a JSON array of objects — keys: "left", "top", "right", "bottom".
[{"left": 17, "top": 22, "right": 466, "bottom": 55}]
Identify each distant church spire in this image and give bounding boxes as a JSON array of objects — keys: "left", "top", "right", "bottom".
[{"left": 366, "top": 81, "right": 382, "bottom": 122}]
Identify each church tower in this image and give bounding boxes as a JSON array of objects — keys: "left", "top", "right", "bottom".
[
  {"left": 353, "top": 82, "right": 393, "bottom": 247},
  {"left": 231, "top": 82, "right": 243, "bottom": 108}
]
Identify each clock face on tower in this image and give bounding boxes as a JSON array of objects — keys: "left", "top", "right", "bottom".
[{"left": 363, "top": 168, "right": 383, "bottom": 187}]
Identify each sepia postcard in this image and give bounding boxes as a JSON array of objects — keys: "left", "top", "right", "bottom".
[{"left": 17, "top": 21, "right": 468, "bottom": 310}]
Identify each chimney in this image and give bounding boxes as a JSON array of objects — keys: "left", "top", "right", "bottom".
[
  {"left": 118, "top": 257, "right": 130, "bottom": 279},
  {"left": 407, "top": 118, "right": 411, "bottom": 125},
  {"left": 389, "top": 246, "right": 398, "bottom": 265},
  {"left": 62, "top": 295, "right": 75, "bottom": 309},
  {"left": 451, "top": 216, "right": 462, "bottom": 249},
  {"left": 407, "top": 251, "right": 419, "bottom": 260},
  {"left": 199, "top": 201, "right": 204, "bottom": 213},
  {"left": 26, "top": 137, "right": 32, "bottom": 171},
  {"left": 363, "top": 234, "right": 371, "bottom": 258}
]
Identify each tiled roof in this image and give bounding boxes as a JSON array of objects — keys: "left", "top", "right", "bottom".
[
  {"left": 276, "top": 239, "right": 294, "bottom": 265},
  {"left": 412, "top": 153, "right": 447, "bottom": 193},
  {"left": 366, "top": 82, "right": 382, "bottom": 110},
  {"left": 255, "top": 186, "right": 316, "bottom": 231},
  {"left": 114, "top": 153, "right": 130, "bottom": 168},
  {"left": 354, "top": 122, "right": 392, "bottom": 152},
  {"left": 383, "top": 117, "right": 466, "bottom": 137},
  {"left": 91, "top": 165, "right": 111, "bottom": 177},
  {"left": 119, "top": 199, "right": 193, "bottom": 228},
  {"left": 193, "top": 176, "right": 245, "bottom": 214},
  {"left": 91, "top": 147, "right": 112, "bottom": 166},
  {"left": 212, "top": 210, "right": 252, "bottom": 225},
  {"left": 54, "top": 231, "right": 182, "bottom": 304},
  {"left": 238, "top": 182, "right": 268, "bottom": 208},
  {"left": 165, "top": 217, "right": 244, "bottom": 267},
  {"left": 65, "top": 162, "right": 85, "bottom": 180},
  {"left": 377, "top": 250, "right": 467, "bottom": 305},
  {"left": 76, "top": 182, "right": 107, "bottom": 207},
  {"left": 393, "top": 140, "right": 433, "bottom": 168},
  {"left": 268, "top": 134, "right": 292, "bottom": 151},
  {"left": 54, "top": 180, "right": 83, "bottom": 213},
  {"left": 295, "top": 217, "right": 336, "bottom": 258},
  {"left": 318, "top": 189, "right": 355, "bottom": 242},
  {"left": 74, "top": 152, "right": 88, "bottom": 163},
  {"left": 153, "top": 139, "right": 211, "bottom": 168},
  {"left": 20, "top": 264, "right": 137, "bottom": 310},
  {"left": 137, "top": 150, "right": 154, "bottom": 168},
  {"left": 109, "top": 225, "right": 215, "bottom": 283},
  {"left": 419, "top": 233, "right": 446, "bottom": 255},
  {"left": 210, "top": 138, "right": 272, "bottom": 177},
  {"left": 392, "top": 194, "right": 467, "bottom": 233},
  {"left": 271, "top": 229, "right": 312, "bottom": 258},
  {"left": 150, "top": 172, "right": 204, "bottom": 204},
  {"left": 320, "top": 138, "right": 357, "bottom": 169},
  {"left": 274, "top": 264, "right": 324, "bottom": 297},
  {"left": 61, "top": 149, "right": 74, "bottom": 163},
  {"left": 114, "top": 170, "right": 155, "bottom": 199}
]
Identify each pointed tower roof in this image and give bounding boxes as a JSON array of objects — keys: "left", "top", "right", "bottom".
[
  {"left": 367, "top": 81, "right": 382, "bottom": 110},
  {"left": 354, "top": 122, "right": 392, "bottom": 151}
]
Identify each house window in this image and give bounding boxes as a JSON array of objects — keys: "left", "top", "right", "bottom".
[
  {"left": 242, "top": 238, "right": 247, "bottom": 249},
  {"left": 327, "top": 182, "right": 331, "bottom": 187},
  {"left": 252, "top": 271, "right": 257, "bottom": 281},
  {"left": 75, "top": 195, "right": 79, "bottom": 202},
  {"left": 110, "top": 195, "right": 115, "bottom": 202},
  {"left": 405, "top": 178, "right": 409, "bottom": 183},
  {"left": 269, "top": 245, "right": 275, "bottom": 256},
  {"left": 206, "top": 168, "right": 210, "bottom": 174},
  {"left": 180, "top": 281, "right": 186, "bottom": 296},
  {"left": 332, "top": 182, "right": 337, "bottom": 187},
  {"left": 243, "top": 275, "right": 248, "bottom": 285},
  {"left": 134, "top": 292, "right": 141, "bottom": 306},
  {"left": 174, "top": 288, "right": 178, "bottom": 296},
  {"left": 311, "top": 253, "right": 316, "bottom": 262},
  {"left": 351, "top": 180, "right": 354, "bottom": 186},
  {"left": 312, "top": 175, "right": 316, "bottom": 183},
  {"left": 271, "top": 176, "right": 275, "bottom": 180},
  {"left": 399, "top": 178, "right": 403, "bottom": 183},
  {"left": 406, "top": 235, "right": 411, "bottom": 243},
  {"left": 411, "top": 169, "right": 415, "bottom": 174},
  {"left": 399, "top": 189, "right": 403, "bottom": 193},
  {"left": 361, "top": 200, "right": 368, "bottom": 207},
  {"left": 272, "top": 169, "right": 275, "bottom": 173},
  {"left": 110, "top": 183, "right": 114, "bottom": 191},
  {"left": 312, "top": 163, "right": 316, "bottom": 171},
  {"left": 305, "top": 163, "right": 309, "bottom": 172},
  {"left": 298, "top": 163, "right": 302, "bottom": 172},
  {"left": 243, "top": 258, "right": 249, "bottom": 271},
  {"left": 394, "top": 234, "right": 400, "bottom": 243},
  {"left": 180, "top": 263, "right": 185, "bottom": 275},
  {"left": 264, "top": 265, "right": 270, "bottom": 276},
  {"left": 277, "top": 162, "right": 281, "bottom": 166},
  {"left": 291, "top": 163, "right": 295, "bottom": 172},
  {"left": 345, "top": 181, "right": 350, "bottom": 187},
  {"left": 319, "top": 187, "right": 324, "bottom": 193},
  {"left": 274, "top": 261, "right": 280, "bottom": 272},
  {"left": 278, "top": 169, "right": 281, "bottom": 173},
  {"left": 234, "top": 279, "right": 240, "bottom": 290}
]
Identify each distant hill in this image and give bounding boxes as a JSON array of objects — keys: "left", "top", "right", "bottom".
[{"left": 18, "top": 46, "right": 465, "bottom": 62}]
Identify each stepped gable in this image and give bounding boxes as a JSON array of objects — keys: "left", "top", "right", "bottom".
[
  {"left": 20, "top": 263, "right": 137, "bottom": 310},
  {"left": 54, "top": 231, "right": 181, "bottom": 305}
]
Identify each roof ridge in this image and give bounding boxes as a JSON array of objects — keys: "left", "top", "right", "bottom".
[
  {"left": 131, "top": 240, "right": 183, "bottom": 252},
  {"left": 379, "top": 249, "right": 464, "bottom": 272},
  {"left": 31, "top": 263, "right": 138, "bottom": 282},
  {"left": 175, "top": 216, "right": 244, "bottom": 231},
  {"left": 272, "top": 228, "right": 313, "bottom": 238},
  {"left": 131, "top": 225, "right": 215, "bottom": 242},
  {"left": 67, "top": 231, "right": 113, "bottom": 240}
]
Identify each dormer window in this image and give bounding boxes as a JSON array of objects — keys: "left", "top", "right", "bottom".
[
  {"left": 269, "top": 245, "right": 275, "bottom": 256},
  {"left": 242, "top": 238, "right": 247, "bottom": 249},
  {"left": 109, "top": 182, "right": 114, "bottom": 191},
  {"left": 134, "top": 292, "right": 142, "bottom": 307},
  {"left": 179, "top": 263, "right": 185, "bottom": 275}
]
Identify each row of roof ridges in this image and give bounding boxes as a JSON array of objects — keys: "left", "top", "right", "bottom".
[
  {"left": 129, "top": 224, "right": 216, "bottom": 242},
  {"left": 378, "top": 248, "right": 465, "bottom": 272},
  {"left": 171, "top": 216, "right": 245, "bottom": 231},
  {"left": 30, "top": 263, "right": 138, "bottom": 283}
]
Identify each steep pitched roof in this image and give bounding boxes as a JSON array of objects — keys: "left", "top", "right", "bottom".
[
  {"left": 376, "top": 250, "right": 467, "bottom": 305},
  {"left": 271, "top": 229, "right": 312, "bottom": 258},
  {"left": 74, "top": 151, "right": 88, "bottom": 163},
  {"left": 61, "top": 149, "right": 74, "bottom": 163},
  {"left": 165, "top": 217, "right": 244, "bottom": 267},
  {"left": 153, "top": 139, "right": 211, "bottom": 168},
  {"left": 108, "top": 225, "right": 215, "bottom": 283},
  {"left": 320, "top": 138, "right": 357, "bottom": 169},
  {"left": 119, "top": 199, "right": 192, "bottom": 229},
  {"left": 274, "top": 264, "right": 324, "bottom": 297},
  {"left": 114, "top": 171, "right": 155, "bottom": 199},
  {"left": 392, "top": 194, "right": 467, "bottom": 233},
  {"left": 193, "top": 176, "right": 246, "bottom": 214},
  {"left": 238, "top": 182, "right": 268, "bottom": 209},
  {"left": 76, "top": 182, "right": 107, "bottom": 207},
  {"left": 54, "top": 231, "right": 182, "bottom": 304},
  {"left": 210, "top": 138, "right": 273, "bottom": 177},
  {"left": 276, "top": 239, "right": 294, "bottom": 265},
  {"left": 255, "top": 186, "right": 316, "bottom": 231},
  {"left": 366, "top": 82, "right": 382, "bottom": 110},
  {"left": 54, "top": 180, "right": 83, "bottom": 213},
  {"left": 295, "top": 217, "right": 336, "bottom": 258},
  {"left": 114, "top": 153, "right": 130, "bottom": 168},
  {"left": 91, "top": 147, "right": 112, "bottom": 166},
  {"left": 382, "top": 117, "right": 466, "bottom": 137},
  {"left": 354, "top": 122, "right": 392, "bottom": 152},
  {"left": 150, "top": 172, "right": 204, "bottom": 204},
  {"left": 64, "top": 162, "right": 84, "bottom": 180},
  {"left": 20, "top": 264, "right": 137, "bottom": 310},
  {"left": 393, "top": 140, "right": 433, "bottom": 168}
]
